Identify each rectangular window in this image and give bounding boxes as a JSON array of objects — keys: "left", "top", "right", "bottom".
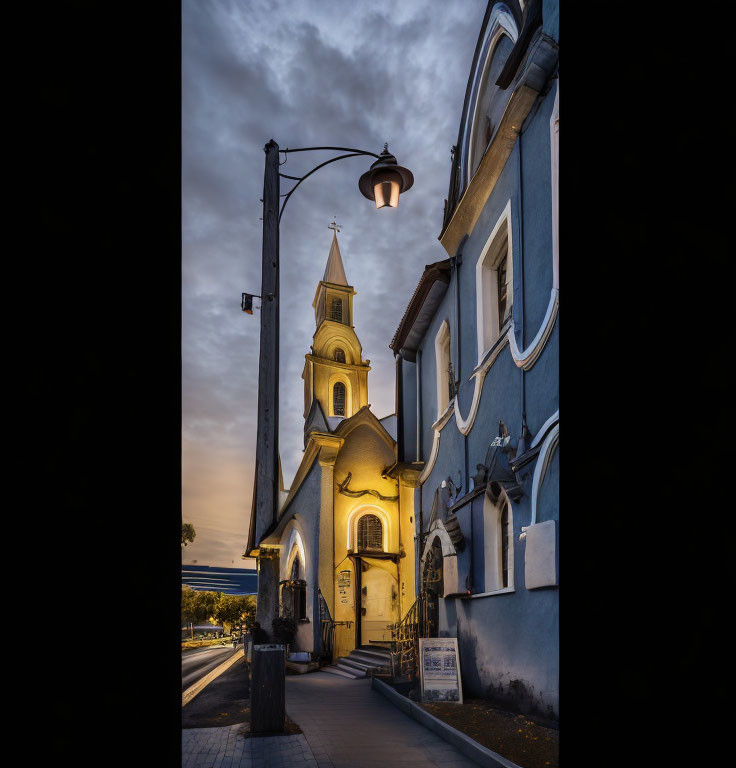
[
  {"left": 333, "top": 382, "right": 346, "bottom": 416},
  {"left": 476, "top": 201, "right": 513, "bottom": 364},
  {"left": 497, "top": 254, "right": 509, "bottom": 328},
  {"left": 434, "top": 321, "right": 452, "bottom": 417},
  {"left": 330, "top": 297, "right": 343, "bottom": 323}
]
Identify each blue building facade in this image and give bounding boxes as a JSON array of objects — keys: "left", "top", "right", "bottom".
[{"left": 391, "top": 0, "right": 559, "bottom": 722}]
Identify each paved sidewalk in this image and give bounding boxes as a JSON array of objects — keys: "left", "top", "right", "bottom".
[
  {"left": 286, "top": 672, "right": 478, "bottom": 768},
  {"left": 182, "top": 671, "right": 479, "bottom": 768},
  {"left": 181, "top": 723, "right": 318, "bottom": 768}
]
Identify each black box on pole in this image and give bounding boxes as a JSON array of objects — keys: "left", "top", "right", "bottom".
[{"left": 250, "top": 643, "right": 285, "bottom": 734}]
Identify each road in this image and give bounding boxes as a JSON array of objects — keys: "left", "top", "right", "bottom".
[{"left": 182, "top": 645, "right": 238, "bottom": 691}]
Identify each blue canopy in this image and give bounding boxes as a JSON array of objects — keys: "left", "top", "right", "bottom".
[{"left": 182, "top": 564, "right": 258, "bottom": 596}]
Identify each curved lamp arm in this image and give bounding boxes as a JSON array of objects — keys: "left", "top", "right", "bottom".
[{"left": 277, "top": 146, "right": 380, "bottom": 223}]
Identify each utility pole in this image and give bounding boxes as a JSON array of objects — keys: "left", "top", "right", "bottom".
[{"left": 253, "top": 140, "right": 280, "bottom": 547}]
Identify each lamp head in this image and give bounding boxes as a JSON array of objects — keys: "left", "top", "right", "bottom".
[{"left": 358, "top": 144, "right": 414, "bottom": 209}]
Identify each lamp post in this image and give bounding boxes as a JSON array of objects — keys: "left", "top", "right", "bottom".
[
  {"left": 250, "top": 140, "right": 413, "bottom": 553},
  {"left": 246, "top": 139, "right": 412, "bottom": 735}
]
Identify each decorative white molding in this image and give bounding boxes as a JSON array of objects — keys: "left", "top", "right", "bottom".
[
  {"left": 531, "top": 409, "right": 559, "bottom": 448},
  {"left": 422, "top": 84, "right": 559, "bottom": 470},
  {"left": 281, "top": 525, "right": 306, "bottom": 581},
  {"left": 422, "top": 520, "right": 457, "bottom": 559},
  {"left": 520, "top": 421, "right": 559, "bottom": 541},
  {"left": 508, "top": 288, "right": 558, "bottom": 370},
  {"left": 418, "top": 429, "right": 441, "bottom": 486},
  {"left": 454, "top": 334, "right": 509, "bottom": 435},
  {"left": 431, "top": 397, "right": 456, "bottom": 432},
  {"left": 421, "top": 521, "right": 460, "bottom": 595}
]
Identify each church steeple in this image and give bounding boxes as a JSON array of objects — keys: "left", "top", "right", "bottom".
[
  {"left": 313, "top": 221, "right": 355, "bottom": 329},
  {"left": 322, "top": 228, "right": 348, "bottom": 286},
  {"left": 302, "top": 222, "right": 370, "bottom": 440}
]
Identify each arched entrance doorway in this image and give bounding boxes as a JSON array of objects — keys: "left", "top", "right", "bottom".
[{"left": 421, "top": 536, "right": 444, "bottom": 638}]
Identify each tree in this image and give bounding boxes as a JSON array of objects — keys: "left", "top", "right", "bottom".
[
  {"left": 181, "top": 523, "right": 196, "bottom": 547},
  {"left": 181, "top": 588, "right": 219, "bottom": 627},
  {"left": 215, "top": 594, "right": 257, "bottom": 634}
]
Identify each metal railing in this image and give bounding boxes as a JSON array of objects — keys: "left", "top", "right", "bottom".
[
  {"left": 389, "top": 594, "right": 429, "bottom": 680},
  {"left": 318, "top": 588, "right": 354, "bottom": 662}
]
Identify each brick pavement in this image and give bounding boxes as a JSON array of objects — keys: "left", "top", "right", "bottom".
[
  {"left": 182, "top": 671, "right": 479, "bottom": 768},
  {"left": 181, "top": 723, "right": 318, "bottom": 768}
]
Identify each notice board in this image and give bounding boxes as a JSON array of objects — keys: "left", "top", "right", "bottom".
[{"left": 419, "top": 637, "right": 463, "bottom": 703}]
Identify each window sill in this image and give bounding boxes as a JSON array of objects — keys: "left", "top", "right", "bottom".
[
  {"left": 297, "top": 618, "right": 310, "bottom": 624},
  {"left": 432, "top": 397, "right": 456, "bottom": 431},
  {"left": 463, "top": 586, "right": 515, "bottom": 599},
  {"left": 474, "top": 319, "right": 512, "bottom": 374}
]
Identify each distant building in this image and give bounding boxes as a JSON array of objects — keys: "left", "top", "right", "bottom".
[{"left": 391, "top": 0, "right": 559, "bottom": 722}]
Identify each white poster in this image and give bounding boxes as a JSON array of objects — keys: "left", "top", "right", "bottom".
[{"left": 419, "top": 637, "right": 463, "bottom": 704}]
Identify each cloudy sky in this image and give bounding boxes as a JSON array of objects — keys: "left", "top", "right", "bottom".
[{"left": 182, "top": 0, "right": 486, "bottom": 568}]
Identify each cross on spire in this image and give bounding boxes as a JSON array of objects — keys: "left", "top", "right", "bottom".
[{"left": 328, "top": 217, "right": 341, "bottom": 233}]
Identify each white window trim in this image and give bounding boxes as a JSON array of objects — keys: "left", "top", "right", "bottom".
[
  {"left": 483, "top": 490, "right": 514, "bottom": 593},
  {"left": 466, "top": 13, "right": 518, "bottom": 184},
  {"left": 346, "top": 505, "right": 390, "bottom": 552},
  {"left": 476, "top": 200, "right": 513, "bottom": 365},
  {"left": 434, "top": 319, "right": 451, "bottom": 419},
  {"left": 466, "top": 586, "right": 515, "bottom": 599}
]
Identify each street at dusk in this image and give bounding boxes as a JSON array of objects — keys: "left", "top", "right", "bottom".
[
  {"left": 55, "top": 0, "right": 728, "bottom": 764},
  {"left": 181, "top": 1, "right": 560, "bottom": 766},
  {"left": 182, "top": 645, "right": 238, "bottom": 691}
]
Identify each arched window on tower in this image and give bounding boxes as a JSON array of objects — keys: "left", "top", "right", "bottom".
[
  {"left": 333, "top": 382, "right": 346, "bottom": 416},
  {"left": 330, "top": 297, "right": 343, "bottom": 323},
  {"left": 357, "top": 514, "right": 383, "bottom": 552},
  {"left": 334, "top": 347, "right": 346, "bottom": 363}
]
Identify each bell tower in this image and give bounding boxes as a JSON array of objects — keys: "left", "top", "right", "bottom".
[{"left": 302, "top": 222, "right": 370, "bottom": 441}]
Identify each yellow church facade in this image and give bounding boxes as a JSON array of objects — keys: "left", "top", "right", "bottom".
[{"left": 258, "top": 229, "right": 420, "bottom": 666}]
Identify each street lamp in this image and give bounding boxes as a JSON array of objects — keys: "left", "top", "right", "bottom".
[
  {"left": 358, "top": 143, "right": 414, "bottom": 209},
  {"left": 245, "top": 138, "right": 412, "bottom": 736},
  {"left": 249, "top": 140, "right": 414, "bottom": 555}
]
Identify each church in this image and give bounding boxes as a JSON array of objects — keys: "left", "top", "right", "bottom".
[{"left": 251, "top": 227, "right": 421, "bottom": 671}]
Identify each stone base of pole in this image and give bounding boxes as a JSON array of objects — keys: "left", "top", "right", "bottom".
[{"left": 250, "top": 644, "right": 285, "bottom": 734}]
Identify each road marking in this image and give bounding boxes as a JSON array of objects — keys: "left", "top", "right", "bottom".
[{"left": 182, "top": 648, "right": 244, "bottom": 708}]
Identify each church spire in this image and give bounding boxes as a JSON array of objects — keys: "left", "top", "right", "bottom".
[{"left": 323, "top": 219, "right": 348, "bottom": 285}]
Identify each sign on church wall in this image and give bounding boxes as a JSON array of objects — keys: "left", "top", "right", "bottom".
[
  {"left": 338, "top": 569, "right": 351, "bottom": 604},
  {"left": 419, "top": 637, "right": 463, "bottom": 703}
]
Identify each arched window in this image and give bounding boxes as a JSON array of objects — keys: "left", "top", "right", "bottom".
[
  {"left": 500, "top": 500, "right": 509, "bottom": 588},
  {"left": 469, "top": 33, "right": 515, "bottom": 179},
  {"left": 483, "top": 492, "right": 514, "bottom": 592},
  {"left": 330, "top": 297, "right": 343, "bottom": 323},
  {"left": 333, "top": 382, "right": 346, "bottom": 416},
  {"left": 334, "top": 347, "right": 346, "bottom": 363},
  {"left": 281, "top": 549, "right": 306, "bottom": 621},
  {"left": 357, "top": 514, "right": 383, "bottom": 552}
]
